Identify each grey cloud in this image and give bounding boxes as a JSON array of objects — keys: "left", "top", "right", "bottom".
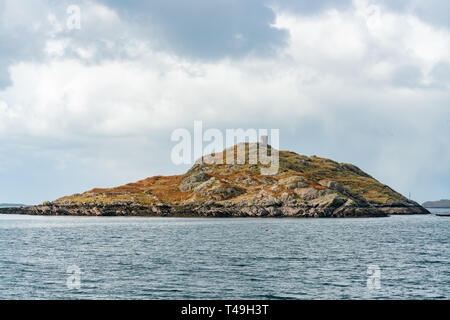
[
  {"left": 377, "top": 0, "right": 450, "bottom": 28},
  {"left": 98, "top": 0, "right": 288, "bottom": 60},
  {"left": 391, "top": 65, "right": 424, "bottom": 88},
  {"left": 0, "top": 0, "right": 138, "bottom": 89},
  {"left": 0, "top": 0, "right": 60, "bottom": 88},
  {"left": 3, "top": 0, "right": 449, "bottom": 88}
]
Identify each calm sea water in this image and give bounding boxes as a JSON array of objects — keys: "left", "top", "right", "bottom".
[{"left": 0, "top": 209, "right": 449, "bottom": 300}]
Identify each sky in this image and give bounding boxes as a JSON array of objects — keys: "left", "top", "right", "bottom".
[{"left": 0, "top": 0, "right": 449, "bottom": 205}]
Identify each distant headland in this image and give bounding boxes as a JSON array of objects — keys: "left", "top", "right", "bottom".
[
  {"left": 0, "top": 143, "right": 429, "bottom": 218},
  {"left": 422, "top": 199, "right": 450, "bottom": 208}
]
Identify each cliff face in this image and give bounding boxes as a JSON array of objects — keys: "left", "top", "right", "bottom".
[{"left": 0, "top": 143, "right": 429, "bottom": 217}]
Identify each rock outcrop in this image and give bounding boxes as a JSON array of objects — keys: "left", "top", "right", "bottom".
[{"left": 0, "top": 143, "right": 429, "bottom": 218}]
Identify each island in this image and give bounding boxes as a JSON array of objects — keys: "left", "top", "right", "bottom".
[
  {"left": 422, "top": 199, "right": 450, "bottom": 208},
  {"left": 0, "top": 203, "right": 27, "bottom": 208},
  {"left": 0, "top": 143, "right": 429, "bottom": 218}
]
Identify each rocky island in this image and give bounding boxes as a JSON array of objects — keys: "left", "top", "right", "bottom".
[{"left": 0, "top": 143, "right": 429, "bottom": 218}]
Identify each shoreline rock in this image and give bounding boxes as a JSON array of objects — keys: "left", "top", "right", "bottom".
[{"left": 0, "top": 202, "right": 428, "bottom": 218}]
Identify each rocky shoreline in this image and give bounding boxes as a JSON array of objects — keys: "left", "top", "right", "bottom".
[{"left": 0, "top": 201, "right": 429, "bottom": 218}]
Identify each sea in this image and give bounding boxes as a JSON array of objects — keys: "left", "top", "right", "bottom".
[{"left": 0, "top": 209, "right": 448, "bottom": 300}]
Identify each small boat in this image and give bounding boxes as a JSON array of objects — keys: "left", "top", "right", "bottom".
[{"left": 435, "top": 213, "right": 450, "bottom": 217}]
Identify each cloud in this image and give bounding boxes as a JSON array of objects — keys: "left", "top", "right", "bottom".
[
  {"left": 270, "top": 0, "right": 352, "bottom": 14},
  {"left": 0, "top": 0, "right": 50, "bottom": 87},
  {"left": 274, "top": 0, "right": 450, "bottom": 88}
]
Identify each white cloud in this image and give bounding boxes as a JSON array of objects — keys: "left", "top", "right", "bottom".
[
  {"left": 3, "top": 2, "right": 449, "bottom": 135},
  {"left": 85, "top": 2, "right": 120, "bottom": 25},
  {"left": 0, "top": 55, "right": 312, "bottom": 138},
  {"left": 274, "top": 0, "right": 450, "bottom": 87}
]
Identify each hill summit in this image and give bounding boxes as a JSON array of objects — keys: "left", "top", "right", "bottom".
[{"left": 1, "top": 143, "right": 429, "bottom": 217}]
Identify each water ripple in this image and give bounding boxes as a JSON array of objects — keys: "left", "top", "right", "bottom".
[{"left": 0, "top": 212, "right": 448, "bottom": 299}]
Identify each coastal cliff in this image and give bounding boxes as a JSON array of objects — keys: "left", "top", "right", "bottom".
[{"left": 0, "top": 143, "right": 429, "bottom": 218}]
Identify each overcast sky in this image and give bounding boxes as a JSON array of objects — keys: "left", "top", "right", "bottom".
[{"left": 1, "top": 0, "right": 449, "bottom": 204}]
